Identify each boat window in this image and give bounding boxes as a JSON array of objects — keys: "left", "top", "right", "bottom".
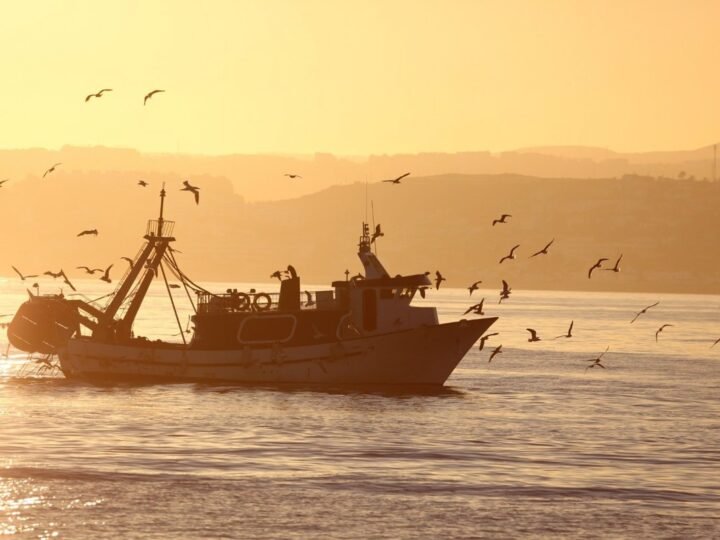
[
  {"left": 362, "top": 289, "right": 377, "bottom": 331},
  {"left": 237, "top": 315, "right": 296, "bottom": 344}
]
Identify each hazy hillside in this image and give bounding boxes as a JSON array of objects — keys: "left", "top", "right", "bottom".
[
  {"left": 1, "top": 144, "right": 718, "bottom": 202},
  {"left": 1, "top": 172, "right": 718, "bottom": 294}
]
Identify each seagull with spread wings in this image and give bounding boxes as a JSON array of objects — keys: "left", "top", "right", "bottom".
[
  {"left": 382, "top": 172, "right": 410, "bottom": 184},
  {"left": 180, "top": 180, "right": 200, "bottom": 205},
  {"left": 85, "top": 88, "right": 112, "bottom": 102},
  {"left": 11, "top": 266, "right": 38, "bottom": 281},
  {"left": 587, "top": 258, "right": 608, "bottom": 279},
  {"left": 499, "top": 244, "right": 520, "bottom": 264},
  {"left": 43, "top": 163, "right": 61, "bottom": 178},
  {"left": 530, "top": 239, "right": 554, "bottom": 258},
  {"left": 492, "top": 214, "right": 511, "bottom": 226},
  {"left": 144, "top": 89, "right": 165, "bottom": 105},
  {"left": 630, "top": 301, "right": 660, "bottom": 323}
]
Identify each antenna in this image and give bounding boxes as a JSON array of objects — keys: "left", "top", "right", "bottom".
[
  {"left": 158, "top": 182, "right": 166, "bottom": 237},
  {"left": 371, "top": 200, "right": 377, "bottom": 255},
  {"left": 714, "top": 144, "right": 717, "bottom": 182},
  {"left": 364, "top": 178, "right": 369, "bottom": 225}
]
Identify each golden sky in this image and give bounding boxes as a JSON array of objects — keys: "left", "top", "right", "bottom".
[{"left": 1, "top": 0, "right": 718, "bottom": 155}]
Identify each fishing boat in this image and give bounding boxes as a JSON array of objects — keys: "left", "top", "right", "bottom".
[{"left": 7, "top": 188, "right": 497, "bottom": 386}]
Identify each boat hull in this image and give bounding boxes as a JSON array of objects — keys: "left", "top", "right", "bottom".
[{"left": 58, "top": 318, "right": 496, "bottom": 386}]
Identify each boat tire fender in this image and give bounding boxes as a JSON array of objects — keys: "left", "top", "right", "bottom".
[
  {"left": 253, "top": 293, "right": 272, "bottom": 311},
  {"left": 233, "top": 293, "right": 251, "bottom": 312}
]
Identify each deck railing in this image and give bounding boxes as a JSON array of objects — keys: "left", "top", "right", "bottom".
[
  {"left": 146, "top": 219, "right": 175, "bottom": 238},
  {"left": 196, "top": 290, "right": 335, "bottom": 314}
]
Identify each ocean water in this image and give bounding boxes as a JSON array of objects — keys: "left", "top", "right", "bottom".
[{"left": 1, "top": 278, "right": 719, "bottom": 539}]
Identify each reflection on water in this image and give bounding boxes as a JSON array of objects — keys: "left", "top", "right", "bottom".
[{"left": 1, "top": 281, "right": 719, "bottom": 537}]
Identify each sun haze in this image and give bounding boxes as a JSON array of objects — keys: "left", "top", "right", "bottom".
[{"left": 1, "top": 0, "right": 719, "bottom": 155}]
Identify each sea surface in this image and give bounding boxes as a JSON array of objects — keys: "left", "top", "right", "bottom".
[{"left": 1, "top": 278, "right": 719, "bottom": 539}]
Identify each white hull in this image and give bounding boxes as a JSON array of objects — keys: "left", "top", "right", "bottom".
[{"left": 58, "top": 318, "right": 496, "bottom": 386}]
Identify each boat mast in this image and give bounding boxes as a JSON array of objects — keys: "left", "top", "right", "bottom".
[{"left": 94, "top": 186, "right": 175, "bottom": 341}]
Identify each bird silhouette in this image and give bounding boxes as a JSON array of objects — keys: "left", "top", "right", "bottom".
[
  {"left": 488, "top": 344, "right": 503, "bottom": 362},
  {"left": 100, "top": 264, "right": 113, "bottom": 283},
  {"left": 382, "top": 172, "right": 410, "bottom": 184},
  {"left": 499, "top": 245, "right": 520, "bottom": 264},
  {"left": 44, "top": 270, "right": 63, "bottom": 278},
  {"left": 587, "top": 258, "right": 608, "bottom": 279},
  {"left": 287, "top": 265, "right": 298, "bottom": 279},
  {"left": 492, "top": 214, "right": 511, "bottom": 226},
  {"left": 120, "top": 257, "right": 135, "bottom": 269},
  {"left": 168, "top": 284, "right": 181, "bottom": 289},
  {"left": 655, "top": 324, "right": 673, "bottom": 342},
  {"left": 477, "top": 332, "right": 499, "bottom": 351},
  {"left": 144, "top": 89, "right": 165, "bottom": 105},
  {"left": 180, "top": 180, "right": 200, "bottom": 204},
  {"left": 463, "top": 299, "right": 485, "bottom": 315},
  {"left": 270, "top": 270, "right": 286, "bottom": 281},
  {"left": 604, "top": 254, "right": 623, "bottom": 273},
  {"left": 585, "top": 346, "right": 610, "bottom": 371},
  {"left": 371, "top": 224, "right": 384, "bottom": 243},
  {"left": 304, "top": 290, "right": 315, "bottom": 307},
  {"left": 434, "top": 271, "right": 446, "bottom": 290},
  {"left": 11, "top": 266, "right": 38, "bottom": 281},
  {"left": 499, "top": 279, "right": 511, "bottom": 303},
  {"left": 530, "top": 239, "right": 554, "bottom": 258},
  {"left": 554, "top": 320, "right": 574, "bottom": 339},
  {"left": 0, "top": 179, "right": 8, "bottom": 187},
  {"left": 630, "top": 301, "right": 660, "bottom": 323},
  {"left": 85, "top": 88, "right": 112, "bottom": 102},
  {"left": 526, "top": 328, "right": 541, "bottom": 342},
  {"left": 77, "top": 229, "right": 98, "bottom": 237},
  {"left": 467, "top": 280, "right": 482, "bottom": 296},
  {"left": 712, "top": 337, "right": 720, "bottom": 349},
  {"left": 284, "top": 173, "right": 302, "bottom": 179},
  {"left": 77, "top": 266, "right": 103, "bottom": 275},
  {"left": 138, "top": 180, "right": 149, "bottom": 187},
  {"left": 43, "top": 163, "right": 61, "bottom": 178}
]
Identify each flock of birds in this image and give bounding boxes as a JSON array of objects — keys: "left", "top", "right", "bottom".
[{"left": 373, "top": 179, "right": 719, "bottom": 369}]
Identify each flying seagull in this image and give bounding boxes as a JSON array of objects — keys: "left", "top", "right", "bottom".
[
  {"left": 120, "top": 257, "right": 135, "bottom": 270},
  {"left": 463, "top": 299, "right": 485, "bottom": 316},
  {"left": 77, "top": 266, "right": 102, "bottom": 275},
  {"left": 488, "top": 344, "right": 503, "bottom": 363},
  {"left": 371, "top": 224, "right": 384, "bottom": 243},
  {"left": 712, "top": 337, "right": 720, "bottom": 349},
  {"left": 554, "top": 320, "right": 574, "bottom": 339},
  {"left": 382, "top": 172, "right": 410, "bottom": 184},
  {"left": 492, "top": 214, "right": 511, "bottom": 226},
  {"left": 11, "top": 266, "right": 38, "bottom": 281},
  {"left": 304, "top": 290, "right": 315, "bottom": 307},
  {"left": 587, "top": 258, "right": 608, "bottom": 279},
  {"left": 604, "top": 254, "right": 623, "bottom": 273},
  {"left": 138, "top": 180, "right": 149, "bottom": 187},
  {"left": 434, "top": 271, "right": 446, "bottom": 290},
  {"left": 499, "top": 244, "right": 520, "bottom": 264},
  {"left": 585, "top": 346, "right": 610, "bottom": 371},
  {"left": 477, "top": 332, "right": 499, "bottom": 351},
  {"left": 85, "top": 88, "right": 112, "bottom": 102},
  {"left": 284, "top": 173, "right": 302, "bottom": 179},
  {"left": 270, "top": 270, "right": 286, "bottom": 281},
  {"left": 630, "top": 301, "right": 660, "bottom": 324},
  {"left": 77, "top": 229, "right": 98, "bottom": 237},
  {"left": 144, "top": 89, "right": 165, "bottom": 105},
  {"left": 43, "top": 163, "right": 61, "bottom": 178},
  {"left": 180, "top": 180, "right": 200, "bottom": 204},
  {"left": 655, "top": 324, "right": 673, "bottom": 342},
  {"left": 44, "top": 270, "right": 63, "bottom": 279},
  {"left": 467, "top": 280, "right": 482, "bottom": 296},
  {"left": 530, "top": 239, "right": 554, "bottom": 258},
  {"left": 499, "top": 279, "right": 511, "bottom": 303},
  {"left": 100, "top": 264, "right": 113, "bottom": 284},
  {"left": 526, "top": 328, "right": 541, "bottom": 342},
  {"left": 0, "top": 179, "right": 8, "bottom": 187}
]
